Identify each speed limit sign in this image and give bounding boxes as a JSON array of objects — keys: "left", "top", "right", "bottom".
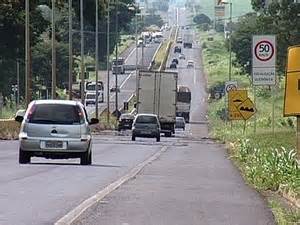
[{"left": 252, "top": 35, "right": 276, "bottom": 86}]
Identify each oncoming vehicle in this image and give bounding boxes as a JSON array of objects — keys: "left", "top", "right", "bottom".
[
  {"left": 15, "top": 100, "right": 99, "bottom": 165},
  {"left": 132, "top": 114, "right": 161, "bottom": 142},
  {"left": 177, "top": 37, "right": 183, "bottom": 44},
  {"left": 112, "top": 57, "right": 125, "bottom": 74},
  {"left": 85, "top": 92, "right": 103, "bottom": 106},
  {"left": 137, "top": 39, "right": 145, "bottom": 47},
  {"left": 187, "top": 60, "right": 194, "bottom": 68},
  {"left": 118, "top": 113, "right": 135, "bottom": 131}
]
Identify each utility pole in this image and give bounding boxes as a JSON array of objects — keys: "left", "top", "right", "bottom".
[
  {"left": 135, "top": 10, "right": 138, "bottom": 99},
  {"left": 106, "top": 1, "right": 110, "bottom": 123},
  {"left": 114, "top": 0, "right": 119, "bottom": 115},
  {"left": 228, "top": 0, "right": 232, "bottom": 81},
  {"left": 25, "top": 0, "right": 30, "bottom": 106},
  {"left": 68, "top": 0, "right": 73, "bottom": 100},
  {"left": 80, "top": 0, "right": 85, "bottom": 104},
  {"left": 95, "top": 0, "right": 99, "bottom": 119},
  {"left": 51, "top": 0, "right": 56, "bottom": 99},
  {"left": 16, "top": 60, "right": 20, "bottom": 107}
]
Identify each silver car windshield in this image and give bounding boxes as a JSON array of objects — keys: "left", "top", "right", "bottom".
[{"left": 28, "top": 104, "right": 84, "bottom": 125}]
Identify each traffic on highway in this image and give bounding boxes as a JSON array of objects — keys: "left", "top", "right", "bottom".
[{"left": 0, "top": 0, "right": 298, "bottom": 224}]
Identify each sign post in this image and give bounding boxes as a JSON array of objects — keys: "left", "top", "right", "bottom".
[{"left": 252, "top": 35, "right": 276, "bottom": 135}]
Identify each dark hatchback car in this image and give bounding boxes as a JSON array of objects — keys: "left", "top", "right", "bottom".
[
  {"left": 132, "top": 114, "right": 161, "bottom": 142},
  {"left": 174, "top": 46, "right": 182, "bottom": 53},
  {"left": 172, "top": 58, "right": 179, "bottom": 64},
  {"left": 170, "top": 62, "right": 177, "bottom": 69},
  {"left": 118, "top": 113, "right": 135, "bottom": 131}
]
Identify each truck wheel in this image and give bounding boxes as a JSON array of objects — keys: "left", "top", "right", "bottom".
[
  {"left": 132, "top": 135, "right": 136, "bottom": 141},
  {"left": 19, "top": 148, "right": 31, "bottom": 164}
]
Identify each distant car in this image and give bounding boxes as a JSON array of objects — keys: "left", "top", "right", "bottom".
[
  {"left": 132, "top": 114, "right": 161, "bottom": 142},
  {"left": 172, "top": 58, "right": 179, "bottom": 65},
  {"left": 187, "top": 60, "right": 194, "bottom": 68},
  {"left": 110, "top": 87, "right": 120, "bottom": 93},
  {"left": 15, "top": 100, "right": 99, "bottom": 165},
  {"left": 174, "top": 46, "right": 182, "bottom": 53},
  {"left": 118, "top": 113, "right": 135, "bottom": 131},
  {"left": 85, "top": 91, "right": 103, "bottom": 106},
  {"left": 137, "top": 39, "right": 145, "bottom": 47},
  {"left": 176, "top": 37, "right": 183, "bottom": 44},
  {"left": 175, "top": 117, "right": 185, "bottom": 130},
  {"left": 179, "top": 53, "right": 186, "bottom": 60},
  {"left": 170, "top": 62, "right": 177, "bottom": 69}
]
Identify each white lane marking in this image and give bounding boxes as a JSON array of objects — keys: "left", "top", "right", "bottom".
[
  {"left": 120, "top": 71, "right": 134, "bottom": 89},
  {"left": 193, "top": 68, "right": 196, "bottom": 84},
  {"left": 109, "top": 71, "right": 135, "bottom": 100},
  {"left": 55, "top": 146, "right": 169, "bottom": 225},
  {"left": 124, "top": 47, "right": 136, "bottom": 64}
]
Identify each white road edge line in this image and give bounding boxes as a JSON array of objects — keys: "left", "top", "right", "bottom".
[
  {"left": 109, "top": 71, "right": 135, "bottom": 101},
  {"left": 54, "top": 145, "right": 168, "bottom": 225},
  {"left": 124, "top": 47, "right": 136, "bottom": 64}
]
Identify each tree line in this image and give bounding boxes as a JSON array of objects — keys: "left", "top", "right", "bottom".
[{"left": 0, "top": 0, "right": 136, "bottom": 100}]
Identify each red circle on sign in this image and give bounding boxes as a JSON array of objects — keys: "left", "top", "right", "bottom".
[{"left": 254, "top": 40, "right": 274, "bottom": 62}]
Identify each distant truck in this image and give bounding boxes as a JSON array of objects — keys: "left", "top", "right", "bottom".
[
  {"left": 183, "top": 33, "right": 193, "bottom": 48},
  {"left": 176, "top": 86, "right": 191, "bottom": 123},
  {"left": 136, "top": 70, "right": 178, "bottom": 137}
]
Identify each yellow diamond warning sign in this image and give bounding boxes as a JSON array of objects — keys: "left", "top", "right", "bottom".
[
  {"left": 237, "top": 98, "right": 256, "bottom": 120},
  {"left": 228, "top": 90, "right": 248, "bottom": 120}
]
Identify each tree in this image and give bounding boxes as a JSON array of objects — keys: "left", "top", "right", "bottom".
[
  {"left": 193, "top": 14, "right": 211, "bottom": 25},
  {"left": 231, "top": 1, "right": 300, "bottom": 75},
  {"left": 0, "top": 1, "right": 49, "bottom": 97}
]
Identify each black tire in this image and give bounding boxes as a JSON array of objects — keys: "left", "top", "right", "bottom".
[
  {"left": 156, "top": 136, "right": 160, "bottom": 142},
  {"left": 80, "top": 150, "right": 91, "bottom": 165},
  {"left": 132, "top": 135, "right": 136, "bottom": 141},
  {"left": 19, "top": 149, "right": 31, "bottom": 164}
]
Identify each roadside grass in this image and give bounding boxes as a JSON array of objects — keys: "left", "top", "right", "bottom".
[
  {"left": 201, "top": 31, "right": 300, "bottom": 223},
  {"left": 269, "top": 199, "right": 300, "bottom": 225}
]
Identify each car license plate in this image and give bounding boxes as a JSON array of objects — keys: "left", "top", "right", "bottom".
[
  {"left": 141, "top": 131, "right": 151, "bottom": 135},
  {"left": 44, "top": 141, "right": 64, "bottom": 149}
]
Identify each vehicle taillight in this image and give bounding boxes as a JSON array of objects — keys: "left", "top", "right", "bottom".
[{"left": 27, "top": 104, "right": 36, "bottom": 120}]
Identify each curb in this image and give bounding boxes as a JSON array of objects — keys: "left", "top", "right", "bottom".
[{"left": 54, "top": 146, "right": 169, "bottom": 225}]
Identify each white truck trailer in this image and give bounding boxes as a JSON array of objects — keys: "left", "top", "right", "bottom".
[{"left": 136, "top": 70, "right": 178, "bottom": 136}]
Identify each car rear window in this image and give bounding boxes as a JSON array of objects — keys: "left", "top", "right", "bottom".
[
  {"left": 28, "top": 104, "right": 84, "bottom": 125},
  {"left": 135, "top": 116, "right": 157, "bottom": 124}
]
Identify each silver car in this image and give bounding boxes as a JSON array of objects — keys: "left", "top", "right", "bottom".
[{"left": 15, "top": 100, "right": 99, "bottom": 165}]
